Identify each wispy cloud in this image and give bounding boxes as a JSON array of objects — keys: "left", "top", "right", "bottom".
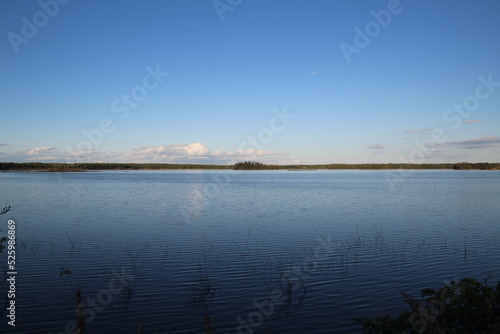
[
  {"left": 124, "top": 143, "right": 286, "bottom": 163},
  {"left": 463, "top": 119, "right": 487, "bottom": 124},
  {"left": 367, "top": 144, "right": 387, "bottom": 153},
  {"left": 0, "top": 144, "right": 8, "bottom": 147},
  {"left": 124, "top": 143, "right": 210, "bottom": 161},
  {"left": 28, "top": 156, "right": 59, "bottom": 161},
  {"left": 26, "top": 147, "right": 114, "bottom": 162},
  {"left": 213, "top": 148, "right": 280, "bottom": 159},
  {"left": 27, "top": 146, "right": 57, "bottom": 155},
  {"left": 9, "top": 142, "right": 291, "bottom": 164},
  {"left": 121, "top": 143, "right": 287, "bottom": 163},
  {"left": 309, "top": 71, "right": 318, "bottom": 76},
  {"left": 367, "top": 144, "right": 386, "bottom": 149},
  {"left": 65, "top": 149, "right": 116, "bottom": 162},
  {"left": 440, "top": 136, "right": 500, "bottom": 149},
  {"left": 404, "top": 128, "right": 432, "bottom": 134}
]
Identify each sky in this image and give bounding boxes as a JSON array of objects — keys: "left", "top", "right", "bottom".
[{"left": 0, "top": 0, "right": 499, "bottom": 164}]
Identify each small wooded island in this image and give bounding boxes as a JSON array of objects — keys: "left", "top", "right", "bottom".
[{"left": 0, "top": 161, "right": 498, "bottom": 172}]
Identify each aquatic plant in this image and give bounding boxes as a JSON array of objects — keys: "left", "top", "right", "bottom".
[
  {"left": 190, "top": 274, "right": 219, "bottom": 306},
  {"left": 59, "top": 268, "right": 86, "bottom": 333},
  {"left": 0, "top": 205, "right": 12, "bottom": 215},
  {"left": 0, "top": 205, "right": 12, "bottom": 252}
]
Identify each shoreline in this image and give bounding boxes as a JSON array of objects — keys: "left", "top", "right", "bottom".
[{"left": 1, "top": 161, "right": 499, "bottom": 172}]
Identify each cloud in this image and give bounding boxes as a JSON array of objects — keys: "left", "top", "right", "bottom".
[
  {"left": 7, "top": 142, "right": 291, "bottom": 164},
  {"left": 404, "top": 129, "right": 432, "bottom": 134},
  {"left": 66, "top": 149, "right": 115, "bottom": 161},
  {"left": 124, "top": 143, "right": 210, "bottom": 160},
  {"left": 0, "top": 144, "right": 8, "bottom": 147},
  {"left": 27, "top": 146, "right": 57, "bottom": 155},
  {"left": 463, "top": 119, "right": 486, "bottom": 124},
  {"left": 367, "top": 144, "right": 386, "bottom": 150},
  {"left": 213, "top": 148, "right": 278, "bottom": 158},
  {"left": 367, "top": 144, "right": 387, "bottom": 153},
  {"left": 124, "top": 143, "right": 287, "bottom": 164},
  {"left": 25, "top": 148, "right": 115, "bottom": 162},
  {"left": 441, "top": 136, "right": 500, "bottom": 149},
  {"left": 309, "top": 72, "right": 318, "bottom": 76},
  {"left": 27, "top": 156, "right": 59, "bottom": 161}
]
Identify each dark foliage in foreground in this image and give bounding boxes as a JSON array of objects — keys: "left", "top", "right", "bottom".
[{"left": 354, "top": 278, "right": 500, "bottom": 333}]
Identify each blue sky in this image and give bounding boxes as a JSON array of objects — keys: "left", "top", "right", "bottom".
[{"left": 1, "top": 0, "right": 499, "bottom": 164}]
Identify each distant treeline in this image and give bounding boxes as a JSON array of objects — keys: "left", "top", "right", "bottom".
[
  {"left": 452, "top": 162, "right": 499, "bottom": 170},
  {"left": 0, "top": 161, "right": 498, "bottom": 172},
  {"left": 0, "top": 162, "right": 231, "bottom": 172},
  {"left": 233, "top": 161, "right": 281, "bottom": 170},
  {"left": 281, "top": 162, "right": 499, "bottom": 170},
  {"left": 282, "top": 163, "right": 455, "bottom": 170},
  {"left": 235, "top": 161, "right": 500, "bottom": 170}
]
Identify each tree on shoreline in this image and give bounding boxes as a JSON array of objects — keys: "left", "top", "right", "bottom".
[{"left": 233, "top": 161, "right": 281, "bottom": 170}]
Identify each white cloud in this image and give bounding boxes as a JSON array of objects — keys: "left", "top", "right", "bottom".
[
  {"left": 67, "top": 149, "right": 116, "bottom": 161},
  {"left": 124, "top": 143, "right": 210, "bottom": 160},
  {"left": 27, "top": 146, "right": 57, "bottom": 155},
  {"left": 27, "top": 156, "right": 59, "bottom": 161},
  {"left": 13, "top": 142, "right": 292, "bottom": 164},
  {"left": 123, "top": 143, "right": 287, "bottom": 163},
  {"left": 26, "top": 147, "right": 116, "bottom": 162}
]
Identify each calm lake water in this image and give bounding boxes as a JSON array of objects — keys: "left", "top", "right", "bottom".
[{"left": 0, "top": 170, "right": 499, "bottom": 333}]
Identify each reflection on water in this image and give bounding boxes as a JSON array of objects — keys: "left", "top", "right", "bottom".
[
  {"left": 182, "top": 182, "right": 208, "bottom": 223},
  {"left": 0, "top": 170, "right": 499, "bottom": 333}
]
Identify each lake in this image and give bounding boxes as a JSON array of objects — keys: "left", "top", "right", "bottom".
[{"left": 0, "top": 170, "right": 499, "bottom": 333}]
